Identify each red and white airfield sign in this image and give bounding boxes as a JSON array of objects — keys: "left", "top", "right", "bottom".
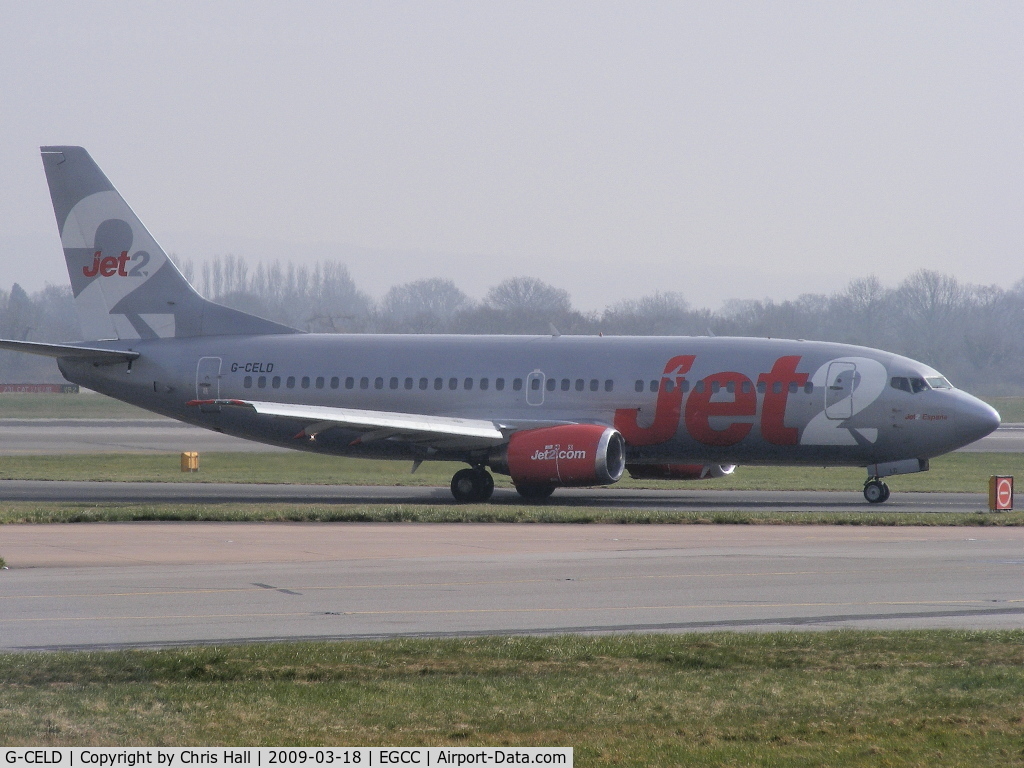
[{"left": 989, "top": 475, "right": 1014, "bottom": 511}]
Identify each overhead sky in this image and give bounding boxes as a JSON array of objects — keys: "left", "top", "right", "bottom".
[{"left": 1, "top": 2, "right": 1021, "bottom": 312}]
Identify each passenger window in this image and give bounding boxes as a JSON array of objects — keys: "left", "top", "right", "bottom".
[
  {"left": 405, "top": 377, "right": 413, "bottom": 390},
  {"left": 772, "top": 381, "right": 782, "bottom": 394},
  {"left": 694, "top": 381, "right": 704, "bottom": 394},
  {"left": 544, "top": 378, "right": 553, "bottom": 391},
  {"left": 663, "top": 379, "right": 674, "bottom": 393},
  {"left": 480, "top": 378, "right": 489, "bottom": 391},
  {"left": 605, "top": 380, "right": 614, "bottom": 392},
  {"left": 360, "top": 377, "right": 369, "bottom": 390},
  {"left": 258, "top": 375, "right": 267, "bottom": 388},
  {"left": 301, "top": 376, "right": 310, "bottom": 389},
  {"left": 315, "top": 377, "right": 324, "bottom": 389},
  {"left": 345, "top": 377, "right": 354, "bottom": 389},
  {"left": 287, "top": 376, "right": 296, "bottom": 388},
  {"left": 561, "top": 379, "right": 570, "bottom": 391},
  {"left": 711, "top": 381, "right": 720, "bottom": 394},
  {"left": 680, "top": 380, "right": 689, "bottom": 393},
  {"left": 390, "top": 377, "right": 399, "bottom": 390},
  {"left": 575, "top": 379, "right": 585, "bottom": 392},
  {"left": 804, "top": 383, "right": 814, "bottom": 394},
  {"left": 449, "top": 377, "right": 458, "bottom": 390},
  {"left": 511, "top": 378, "right": 520, "bottom": 391},
  {"left": 789, "top": 382, "right": 798, "bottom": 394},
  {"left": 419, "top": 377, "right": 428, "bottom": 390},
  {"left": 649, "top": 380, "right": 658, "bottom": 393},
  {"left": 272, "top": 376, "right": 281, "bottom": 388},
  {"left": 741, "top": 381, "right": 751, "bottom": 394},
  {"left": 590, "top": 379, "right": 599, "bottom": 392},
  {"left": 464, "top": 378, "right": 473, "bottom": 390},
  {"left": 330, "top": 377, "right": 339, "bottom": 389},
  {"left": 497, "top": 378, "right": 507, "bottom": 391},
  {"left": 757, "top": 381, "right": 767, "bottom": 394},
  {"left": 726, "top": 381, "right": 735, "bottom": 394},
  {"left": 635, "top": 380, "right": 644, "bottom": 393},
  {"left": 374, "top": 377, "right": 384, "bottom": 390},
  {"left": 244, "top": 376, "right": 252, "bottom": 388},
  {"left": 434, "top": 377, "right": 443, "bottom": 390}
]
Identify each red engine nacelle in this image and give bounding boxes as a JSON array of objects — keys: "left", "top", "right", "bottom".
[
  {"left": 626, "top": 463, "right": 737, "bottom": 480},
  {"left": 491, "top": 424, "right": 626, "bottom": 487}
]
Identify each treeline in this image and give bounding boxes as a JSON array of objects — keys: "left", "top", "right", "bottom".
[{"left": 2, "top": 255, "right": 1022, "bottom": 394}]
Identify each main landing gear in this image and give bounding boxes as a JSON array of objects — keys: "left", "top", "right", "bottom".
[
  {"left": 451, "top": 467, "right": 495, "bottom": 503},
  {"left": 863, "top": 478, "right": 891, "bottom": 504}
]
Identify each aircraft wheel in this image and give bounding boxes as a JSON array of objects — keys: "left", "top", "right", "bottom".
[
  {"left": 863, "top": 479, "right": 888, "bottom": 504},
  {"left": 514, "top": 482, "right": 556, "bottom": 501},
  {"left": 478, "top": 470, "right": 495, "bottom": 501},
  {"left": 451, "top": 468, "right": 494, "bottom": 503}
]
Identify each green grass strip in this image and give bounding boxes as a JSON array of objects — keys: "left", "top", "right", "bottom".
[
  {"left": 3, "top": 631, "right": 1024, "bottom": 766},
  {"left": 0, "top": 501, "right": 1021, "bottom": 526}
]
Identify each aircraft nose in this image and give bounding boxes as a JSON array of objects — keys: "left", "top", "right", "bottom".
[{"left": 956, "top": 395, "right": 1001, "bottom": 446}]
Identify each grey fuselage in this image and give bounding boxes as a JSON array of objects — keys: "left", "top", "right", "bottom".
[{"left": 59, "top": 332, "right": 999, "bottom": 469}]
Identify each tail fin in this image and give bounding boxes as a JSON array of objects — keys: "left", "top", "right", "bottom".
[{"left": 40, "top": 146, "right": 297, "bottom": 340}]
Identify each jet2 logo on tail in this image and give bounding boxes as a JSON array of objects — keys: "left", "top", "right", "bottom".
[{"left": 82, "top": 250, "right": 151, "bottom": 278}]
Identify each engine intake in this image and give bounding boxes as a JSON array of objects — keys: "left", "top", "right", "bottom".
[{"left": 491, "top": 424, "right": 626, "bottom": 487}]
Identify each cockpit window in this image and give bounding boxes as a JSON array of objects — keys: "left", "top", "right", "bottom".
[
  {"left": 890, "top": 376, "right": 911, "bottom": 393},
  {"left": 926, "top": 376, "right": 952, "bottom": 389},
  {"left": 891, "top": 376, "right": 932, "bottom": 394}
]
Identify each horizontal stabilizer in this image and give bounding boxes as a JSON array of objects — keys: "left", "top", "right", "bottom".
[{"left": 0, "top": 338, "right": 139, "bottom": 363}]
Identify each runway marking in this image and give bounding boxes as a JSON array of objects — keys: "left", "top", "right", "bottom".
[{"left": 3, "top": 598, "right": 1023, "bottom": 623}]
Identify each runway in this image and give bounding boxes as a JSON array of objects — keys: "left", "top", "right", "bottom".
[
  {"left": 0, "top": 418, "right": 1019, "bottom": 454},
  {"left": 3, "top": 523, "right": 1023, "bottom": 650},
  {"left": 0, "top": 479, "right": 1000, "bottom": 512}
]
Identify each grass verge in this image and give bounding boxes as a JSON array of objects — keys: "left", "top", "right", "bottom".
[
  {"left": 0, "top": 392, "right": 161, "bottom": 419},
  {"left": 0, "top": 501, "right": 1021, "bottom": 526},
  {"left": 0, "top": 451, "right": 1020, "bottom": 494},
  {"left": 2, "top": 631, "right": 1024, "bottom": 766}
]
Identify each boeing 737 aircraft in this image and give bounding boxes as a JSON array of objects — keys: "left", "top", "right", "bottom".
[{"left": 0, "top": 147, "right": 1001, "bottom": 503}]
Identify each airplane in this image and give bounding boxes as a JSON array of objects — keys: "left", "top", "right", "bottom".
[{"left": 0, "top": 146, "right": 1001, "bottom": 504}]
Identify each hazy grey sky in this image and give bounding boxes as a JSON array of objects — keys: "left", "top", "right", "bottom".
[{"left": 1, "top": 1, "right": 1021, "bottom": 311}]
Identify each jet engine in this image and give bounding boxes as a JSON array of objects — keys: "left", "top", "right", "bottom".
[
  {"left": 490, "top": 424, "right": 626, "bottom": 487},
  {"left": 626, "top": 463, "right": 737, "bottom": 480}
]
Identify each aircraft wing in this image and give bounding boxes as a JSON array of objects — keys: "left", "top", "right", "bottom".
[
  {"left": 0, "top": 339, "right": 140, "bottom": 364},
  {"left": 188, "top": 398, "right": 510, "bottom": 449}
]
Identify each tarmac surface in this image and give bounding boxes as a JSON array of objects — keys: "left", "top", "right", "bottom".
[
  {"left": 0, "top": 417, "right": 1020, "bottom": 650},
  {"left": 3, "top": 523, "right": 1023, "bottom": 650},
  {"left": 0, "top": 479, "right": 1001, "bottom": 512}
]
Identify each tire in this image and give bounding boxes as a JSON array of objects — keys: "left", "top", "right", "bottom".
[
  {"left": 451, "top": 468, "right": 495, "bottom": 503},
  {"left": 863, "top": 480, "right": 887, "bottom": 504},
  {"left": 477, "top": 470, "right": 495, "bottom": 501},
  {"left": 514, "top": 482, "right": 556, "bottom": 501}
]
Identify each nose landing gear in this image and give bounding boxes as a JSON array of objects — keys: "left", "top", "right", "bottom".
[
  {"left": 451, "top": 467, "right": 495, "bottom": 503},
  {"left": 863, "top": 478, "right": 890, "bottom": 504}
]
